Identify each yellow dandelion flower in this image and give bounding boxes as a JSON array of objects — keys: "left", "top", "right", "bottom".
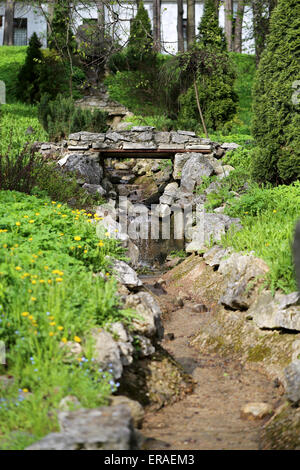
[
  {"left": 16, "top": 222, "right": 21, "bottom": 226},
  {"left": 15, "top": 266, "right": 22, "bottom": 271},
  {"left": 22, "top": 389, "right": 29, "bottom": 393},
  {"left": 74, "top": 336, "right": 81, "bottom": 343},
  {"left": 50, "top": 321, "right": 56, "bottom": 326},
  {"left": 61, "top": 337, "right": 68, "bottom": 344},
  {"left": 74, "top": 236, "right": 81, "bottom": 241},
  {"left": 105, "top": 232, "right": 110, "bottom": 237},
  {"left": 56, "top": 278, "right": 63, "bottom": 283},
  {"left": 31, "top": 280, "right": 36, "bottom": 285},
  {"left": 39, "top": 280, "right": 45, "bottom": 284},
  {"left": 49, "top": 332, "right": 54, "bottom": 337},
  {"left": 29, "top": 220, "right": 35, "bottom": 224},
  {"left": 57, "top": 204, "right": 62, "bottom": 208},
  {"left": 48, "top": 279, "right": 52, "bottom": 284},
  {"left": 31, "top": 297, "right": 37, "bottom": 302},
  {"left": 51, "top": 201, "right": 56, "bottom": 205},
  {"left": 21, "top": 312, "right": 29, "bottom": 317},
  {"left": 28, "top": 315, "right": 34, "bottom": 321},
  {"left": 35, "top": 213, "right": 40, "bottom": 216},
  {"left": 29, "top": 237, "right": 33, "bottom": 242},
  {"left": 58, "top": 326, "right": 63, "bottom": 331},
  {"left": 23, "top": 215, "right": 29, "bottom": 219},
  {"left": 273, "top": 210, "right": 277, "bottom": 213},
  {"left": 84, "top": 250, "right": 88, "bottom": 254},
  {"left": 98, "top": 241, "right": 104, "bottom": 247}
]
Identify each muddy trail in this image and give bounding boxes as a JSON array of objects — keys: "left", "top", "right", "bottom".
[{"left": 139, "top": 275, "right": 283, "bottom": 451}]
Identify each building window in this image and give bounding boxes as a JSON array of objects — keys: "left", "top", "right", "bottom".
[
  {"left": 13, "top": 18, "right": 27, "bottom": 46},
  {"left": 0, "top": 16, "right": 3, "bottom": 28}
]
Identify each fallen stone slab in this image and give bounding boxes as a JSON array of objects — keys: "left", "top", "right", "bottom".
[
  {"left": 284, "top": 359, "right": 300, "bottom": 405},
  {"left": 26, "top": 405, "right": 138, "bottom": 450}
]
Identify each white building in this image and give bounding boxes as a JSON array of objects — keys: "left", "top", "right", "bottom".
[{"left": 0, "top": 1, "right": 254, "bottom": 53}]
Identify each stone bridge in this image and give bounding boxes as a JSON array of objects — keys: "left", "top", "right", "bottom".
[{"left": 66, "top": 127, "right": 213, "bottom": 160}]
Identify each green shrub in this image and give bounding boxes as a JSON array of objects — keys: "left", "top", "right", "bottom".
[
  {"left": 223, "top": 182, "right": 300, "bottom": 293},
  {"left": 0, "top": 145, "right": 44, "bottom": 194},
  {"left": 0, "top": 46, "right": 27, "bottom": 102},
  {"left": 252, "top": 0, "right": 300, "bottom": 184},
  {"left": 37, "top": 49, "right": 70, "bottom": 100},
  {"left": 15, "top": 34, "right": 43, "bottom": 104},
  {"left": 38, "top": 94, "right": 108, "bottom": 141},
  {"left": 177, "top": 0, "right": 238, "bottom": 132}
]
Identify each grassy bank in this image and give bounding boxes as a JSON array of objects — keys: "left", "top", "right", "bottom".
[{"left": 0, "top": 190, "right": 132, "bottom": 449}]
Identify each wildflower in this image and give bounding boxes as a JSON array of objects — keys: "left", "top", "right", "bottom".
[
  {"left": 49, "top": 332, "right": 54, "bottom": 337},
  {"left": 29, "top": 238, "right": 33, "bottom": 242},
  {"left": 98, "top": 241, "right": 104, "bottom": 247},
  {"left": 58, "top": 326, "right": 63, "bottom": 331},
  {"left": 21, "top": 312, "right": 29, "bottom": 317},
  {"left": 57, "top": 204, "right": 62, "bottom": 208},
  {"left": 273, "top": 209, "right": 277, "bottom": 213},
  {"left": 31, "top": 297, "right": 37, "bottom": 302},
  {"left": 35, "top": 213, "right": 40, "bottom": 216},
  {"left": 48, "top": 280, "right": 52, "bottom": 284},
  {"left": 15, "top": 266, "right": 22, "bottom": 271},
  {"left": 84, "top": 250, "right": 88, "bottom": 254},
  {"left": 16, "top": 222, "right": 21, "bottom": 226},
  {"left": 105, "top": 273, "right": 110, "bottom": 277},
  {"left": 31, "top": 280, "right": 36, "bottom": 285},
  {"left": 23, "top": 215, "right": 29, "bottom": 219},
  {"left": 105, "top": 232, "right": 110, "bottom": 237},
  {"left": 50, "top": 322, "right": 56, "bottom": 326},
  {"left": 22, "top": 389, "right": 29, "bottom": 393},
  {"left": 74, "top": 336, "right": 81, "bottom": 343},
  {"left": 39, "top": 280, "right": 45, "bottom": 284},
  {"left": 28, "top": 315, "right": 34, "bottom": 321},
  {"left": 29, "top": 220, "right": 35, "bottom": 224},
  {"left": 51, "top": 201, "right": 56, "bottom": 205},
  {"left": 61, "top": 337, "right": 68, "bottom": 344},
  {"left": 61, "top": 214, "right": 67, "bottom": 218},
  {"left": 74, "top": 236, "right": 81, "bottom": 241},
  {"left": 56, "top": 278, "right": 63, "bottom": 283}
]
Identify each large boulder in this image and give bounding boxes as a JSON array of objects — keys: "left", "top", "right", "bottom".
[
  {"left": 180, "top": 154, "right": 215, "bottom": 193},
  {"left": 125, "top": 292, "right": 164, "bottom": 340},
  {"left": 26, "top": 405, "right": 138, "bottom": 450},
  {"left": 91, "top": 328, "right": 123, "bottom": 379},
  {"left": 249, "top": 291, "right": 300, "bottom": 331},
  {"left": 62, "top": 154, "right": 103, "bottom": 185},
  {"left": 218, "top": 253, "right": 269, "bottom": 310},
  {"left": 186, "top": 213, "right": 241, "bottom": 254},
  {"left": 108, "top": 259, "right": 143, "bottom": 289}
]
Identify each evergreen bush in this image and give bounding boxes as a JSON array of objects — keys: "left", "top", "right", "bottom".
[
  {"left": 177, "top": 0, "right": 238, "bottom": 132},
  {"left": 15, "top": 33, "right": 43, "bottom": 104},
  {"left": 38, "top": 94, "right": 108, "bottom": 141},
  {"left": 252, "top": 0, "right": 300, "bottom": 184}
]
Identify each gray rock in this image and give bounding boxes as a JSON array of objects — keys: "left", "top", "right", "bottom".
[
  {"left": 154, "top": 131, "right": 170, "bottom": 144},
  {"left": 68, "top": 144, "right": 90, "bottom": 151},
  {"left": 170, "top": 132, "right": 189, "bottom": 144},
  {"left": 219, "top": 253, "right": 269, "bottom": 310},
  {"left": 284, "top": 360, "right": 300, "bottom": 404},
  {"left": 81, "top": 133, "right": 105, "bottom": 142},
  {"left": 186, "top": 213, "right": 241, "bottom": 254},
  {"left": 109, "top": 396, "right": 144, "bottom": 428},
  {"left": 26, "top": 405, "right": 137, "bottom": 450},
  {"left": 122, "top": 142, "right": 157, "bottom": 150},
  {"left": 125, "top": 292, "right": 164, "bottom": 339},
  {"left": 82, "top": 183, "right": 106, "bottom": 197},
  {"left": 109, "top": 322, "right": 134, "bottom": 366},
  {"left": 185, "top": 144, "right": 211, "bottom": 151},
  {"left": 136, "top": 131, "right": 153, "bottom": 142},
  {"left": 131, "top": 126, "right": 155, "bottom": 132},
  {"left": 159, "top": 182, "right": 179, "bottom": 206},
  {"left": 203, "top": 245, "right": 231, "bottom": 267},
  {"left": 250, "top": 291, "right": 300, "bottom": 331},
  {"left": 63, "top": 154, "right": 103, "bottom": 185},
  {"left": 109, "top": 259, "right": 143, "bottom": 289},
  {"left": 68, "top": 133, "right": 81, "bottom": 141},
  {"left": 106, "top": 132, "right": 130, "bottom": 142},
  {"left": 180, "top": 154, "right": 215, "bottom": 193},
  {"left": 177, "top": 130, "right": 196, "bottom": 137},
  {"left": 173, "top": 153, "right": 191, "bottom": 180},
  {"left": 221, "top": 142, "right": 240, "bottom": 150},
  {"left": 91, "top": 328, "right": 123, "bottom": 379},
  {"left": 134, "top": 334, "right": 155, "bottom": 356}
]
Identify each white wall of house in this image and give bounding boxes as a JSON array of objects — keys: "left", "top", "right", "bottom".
[
  {"left": 0, "top": 1, "right": 254, "bottom": 53},
  {"left": 0, "top": 2, "right": 47, "bottom": 47}
]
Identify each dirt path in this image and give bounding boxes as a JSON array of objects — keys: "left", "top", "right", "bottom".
[{"left": 141, "top": 276, "right": 283, "bottom": 450}]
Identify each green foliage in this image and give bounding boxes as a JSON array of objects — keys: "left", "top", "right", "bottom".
[
  {"left": 48, "top": 1, "right": 77, "bottom": 56},
  {"left": 252, "top": 0, "right": 300, "bottom": 184},
  {"left": 0, "top": 145, "right": 44, "bottom": 194},
  {"left": 38, "top": 94, "right": 108, "bottom": 141},
  {"left": 15, "top": 34, "right": 43, "bottom": 104},
  {"left": 0, "top": 190, "right": 130, "bottom": 448},
  {"left": 222, "top": 146, "right": 254, "bottom": 172},
  {"left": 0, "top": 103, "right": 48, "bottom": 155},
  {"left": 124, "top": 113, "right": 174, "bottom": 131},
  {"left": 0, "top": 46, "right": 27, "bottom": 102},
  {"left": 223, "top": 182, "right": 300, "bottom": 293},
  {"left": 37, "top": 49, "right": 70, "bottom": 100},
  {"left": 173, "top": 2, "right": 238, "bottom": 132}
]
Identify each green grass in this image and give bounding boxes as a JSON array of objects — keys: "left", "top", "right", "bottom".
[
  {"left": 0, "top": 103, "right": 48, "bottom": 154},
  {"left": 0, "top": 190, "right": 134, "bottom": 449},
  {"left": 0, "top": 46, "right": 27, "bottom": 103},
  {"left": 223, "top": 182, "right": 300, "bottom": 294}
]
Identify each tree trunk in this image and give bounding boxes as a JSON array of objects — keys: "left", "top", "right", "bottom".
[
  {"left": 97, "top": 1, "right": 105, "bottom": 44},
  {"left": 233, "top": 0, "right": 244, "bottom": 53},
  {"left": 194, "top": 79, "right": 208, "bottom": 139},
  {"left": 252, "top": 0, "right": 269, "bottom": 64},
  {"left": 153, "top": 0, "right": 161, "bottom": 52},
  {"left": 224, "top": 0, "right": 233, "bottom": 51},
  {"left": 3, "top": 1, "right": 15, "bottom": 46},
  {"left": 187, "top": 0, "right": 195, "bottom": 48},
  {"left": 177, "top": 0, "right": 184, "bottom": 52}
]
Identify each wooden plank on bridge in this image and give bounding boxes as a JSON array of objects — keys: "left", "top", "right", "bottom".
[{"left": 97, "top": 148, "right": 211, "bottom": 159}]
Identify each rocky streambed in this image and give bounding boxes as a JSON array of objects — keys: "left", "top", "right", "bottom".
[{"left": 28, "top": 128, "right": 300, "bottom": 450}]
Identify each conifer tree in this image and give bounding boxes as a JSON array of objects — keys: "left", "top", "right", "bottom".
[
  {"left": 127, "top": 1, "right": 156, "bottom": 69},
  {"left": 252, "top": 0, "right": 300, "bottom": 183},
  {"left": 16, "top": 33, "right": 43, "bottom": 103}
]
